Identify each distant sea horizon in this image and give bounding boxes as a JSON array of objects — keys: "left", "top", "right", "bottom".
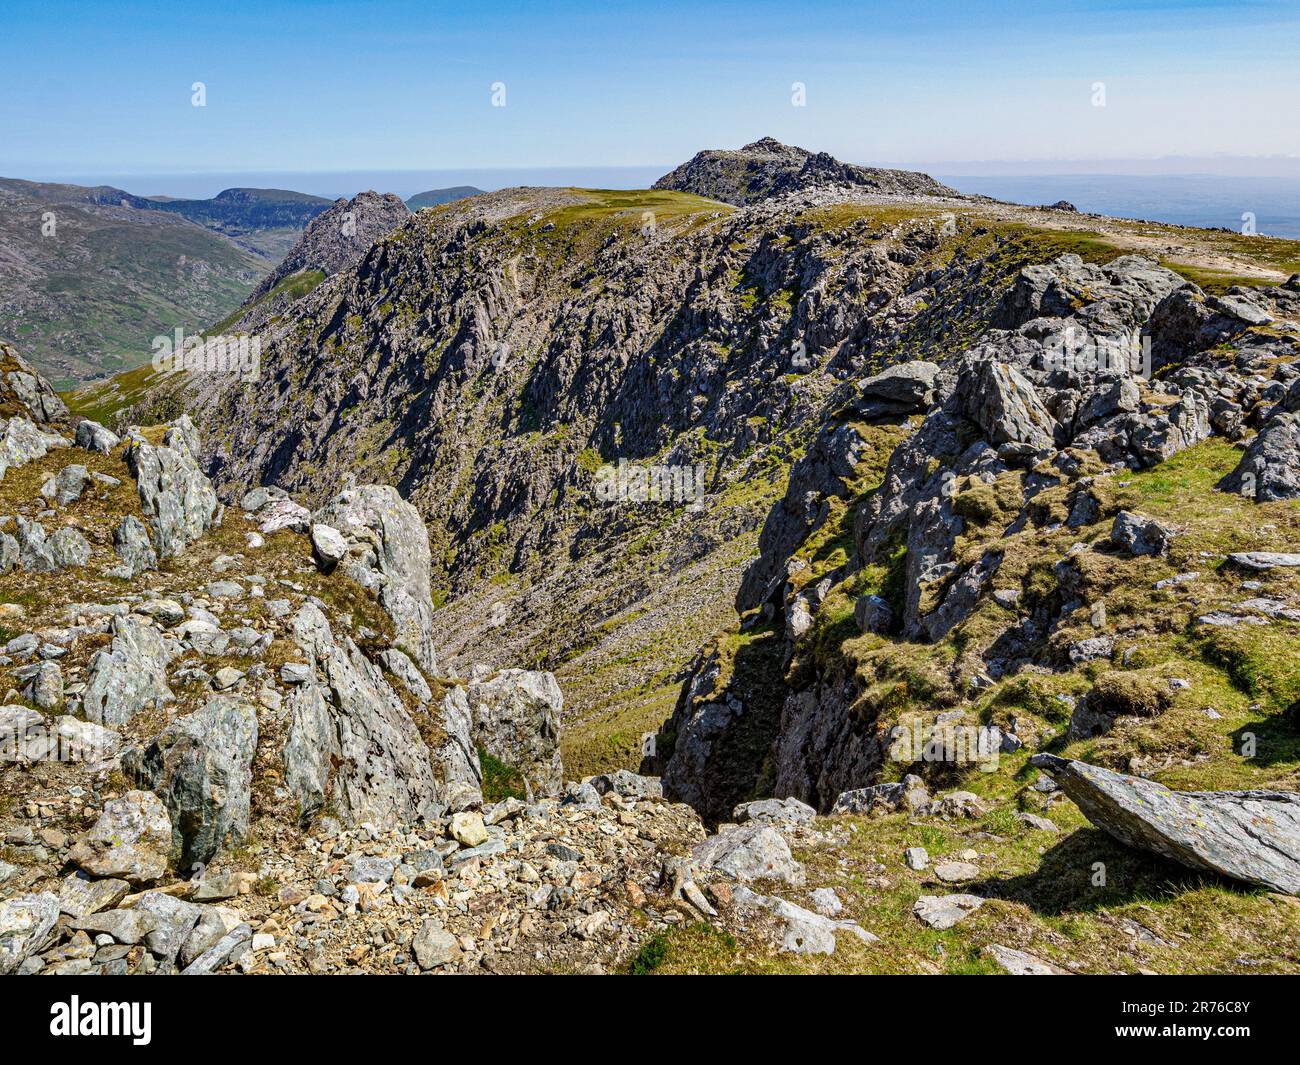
[{"left": 26, "top": 166, "right": 1300, "bottom": 240}]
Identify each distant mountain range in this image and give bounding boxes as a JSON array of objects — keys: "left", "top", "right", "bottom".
[{"left": 0, "top": 180, "right": 481, "bottom": 385}]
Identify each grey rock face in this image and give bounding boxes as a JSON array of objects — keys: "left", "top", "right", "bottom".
[
  {"left": 113, "top": 514, "right": 159, "bottom": 576},
  {"left": 1111, "top": 511, "right": 1176, "bottom": 557},
  {"left": 3, "top": 348, "right": 69, "bottom": 424},
  {"left": 691, "top": 823, "right": 804, "bottom": 884},
  {"left": 956, "top": 357, "right": 1057, "bottom": 450},
  {"left": 772, "top": 679, "right": 888, "bottom": 812},
  {"left": 434, "top": 685, "right": 484, "bottom": 791},
  {"left": 378, "top": 647, "right": 432, "bottom": 702},
  {"left": 466, "top": 668, "right": 564, "bottom": 798},
  {"left": 68, "top": 791, "right": 172, "bottom": 885},
  {"left": 124, "top": 415, "right": 220, "bottom": 558},
  {"left": 1220, "top": 383, "right": 1300, "bottom": 501},
  {"left": 0, "top": 415, "right": 69, "bottom": 483},
  {"left": 83, "top": 616, "right": 174, "bottom": 726},
  {"left": 314, "top": 484, "right": 438, "bottom": 674},
  {"left": 733, "top": 796, "right": 816, "bottom": 826},
  {"left": 283, "top": 603, "right": 441, "bottom": 828},
  {"left": 124, "top": 696, "right": 259, "bottom": 869},
  {"left": 853, "top": 361, "right": 941, "bottom": 419},
  {"left": 854, "top": 593, "right": 893, "bottom": 633},
  {"left": 15, "top": 516, "right": 91, "bottom": 572},
  {"left": 1037, "top": 755, "right": 1300, "bottom": 894},
  {"left": 0, "top": 891, "right": 61, "bottom": 974},
  {"left": 74, "top": 418, "right": 121, "bottom": 453},
  {"left": 40, "top": 463, "right": 93, "bottom": 505},
  {"left": 19, "top": 660, "right": 62, "bottom": 710},
  {"left": 282, "top": 682, "right": 334, "bottom": 826}
]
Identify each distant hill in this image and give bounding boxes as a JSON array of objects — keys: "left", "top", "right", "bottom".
[
  {"left": 0, "top": 178, "right": 271, "bottom": 385},
  {"left": 148, "top": 188, "right": 334, "bottom": 256},
  {"left": 406, "top": 186, "right": 483, "bottom": 210},
  {"left": 653, "top": 136, "right": 957, "bottom": 205}
]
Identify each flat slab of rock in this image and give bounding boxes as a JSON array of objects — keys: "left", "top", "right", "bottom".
[
  {"left": 933, "top": 860, "right": 980, "bottom": 883},
  {"left": 913, "top": 893, "right": 984, "bottom": 930},
  {"left": 1035, "top": 754, "right": 1300, "bottom": 894},
  {"left": 733, "top": 886, "right": 876, "bottom": 955},
  {"left": 1227, "top": 552, "right": 1300, "bottom": 571},
  {"left": 983, "top": 943, "right": 1071, "bottom": 975},
  {"left": 692, "top": 823, "right": 805, "bottom": 885},
  {"left": 733, "top": 796, "right": 816, "bottom": 827}
]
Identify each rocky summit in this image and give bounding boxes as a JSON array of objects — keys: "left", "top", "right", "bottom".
[{"left": 5, "top": 134, "right": 1300, "bottom": 977}]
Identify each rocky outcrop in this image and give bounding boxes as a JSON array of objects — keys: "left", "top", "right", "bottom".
[
  {"left": 124, "top": 415, "right": 220, "bottom": 558},
  {"left": 314, "top": 484, "right": 438, "bottom": 675},
  {"left": 124, "top": 696, "right": 259, "bottom": 869},
  {"left": 653, "top": 137, "right": 958, "bottom": 205},
  {"left": 466, "top": 669, "right": 564, "bottom": 797},
  {"left": 246, "top": 191, "right": 409, "bottom": 305},
  {"left": 284, "top": 603, "right": 442, "bottom": 827},
  {"left": 1036, "top": 755, "right": 1300, "bottom": 894},
  {"left": 1219, "top": 379, "right": 1300, "bottom": 501},
  {"left": 82, "top": 615, "right": 175, "bottom": 726},
  {"left": 67, "top": 791, "right": 173, "bottom": 885}
]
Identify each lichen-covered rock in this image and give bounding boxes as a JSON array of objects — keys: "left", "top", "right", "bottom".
[
  {"left": 124, "top": 415, "right": 220, "bottom": 558},
  {"left": 956, "top": 356, "right": 1057, "bottom": 450},
  {"left": 123, "top": 696, "right": 259, "bottom": 869},
  {"left": 15, "top": 517, "right": 91, "bottom": 572},
  {"left": 68, "top": 790, "right": 172, "bottom": 885},
  {"left": 74, "top": 418, "right": 121, "bottom": 453},
  {"left": 283, "top": 603, "right": 441, "bottom": 827},
  {"left": 0, "top": 891, "right": 61, "bottom": 975},
  {"left": 691, "top": 823, "right": 804, "bottom": 885},
  {"left": 40, "top": 463, "right": 93, "bottom": 506},
  {"left": 1110, "top": 510, "right": 1176, "bottom": 557},
  {"left": 113, "top": 513, "right": 159, "bottom": 576}
]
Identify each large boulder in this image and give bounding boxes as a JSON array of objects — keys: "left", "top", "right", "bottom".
[
  {"left": 123, "top": 696, "right": 259, "bottom": 869},
  {"left": 1219, "top": 382, "right": 1300, "bottom": 501},
  {"left": 0, "top": 415, "right": 68, "bottom": 483},
  {"left": 124, "top": 415, "right": 220, "bottom": 558},
  {"left": 691, "top": 823, "right": 804, "bottom": 885},
  {"left": 466, "top": 669, "right": 563, "bottom": 798},
  {"left": 1036, "top": 755, "right": 1300, "bottom": 894},
  {"left": 283, "top": 603, "right": 441, "bottom": 827},
  {"left": 82, "top": 616, "right": 174, "bottom": 726},
  {"left": 956, "top": 357, "right": 1057, "bottom": 450},
  {"left": 68, "top": 791, "right": 173, "bottom": 885},
  {"left": 314, "top": 484, "right": 438, "bottom": 674},
  {"left": 852, "top": 361, "right": 941, "bottom": 419}
]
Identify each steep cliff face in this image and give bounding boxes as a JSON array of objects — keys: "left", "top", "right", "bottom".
[{"left": 656, "top": 253, "right": 1300, "bottom": 818}]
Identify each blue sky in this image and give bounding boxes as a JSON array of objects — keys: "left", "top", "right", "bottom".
[{"left": 2, "top": 0, "right": 1298, "bottom": 177}]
